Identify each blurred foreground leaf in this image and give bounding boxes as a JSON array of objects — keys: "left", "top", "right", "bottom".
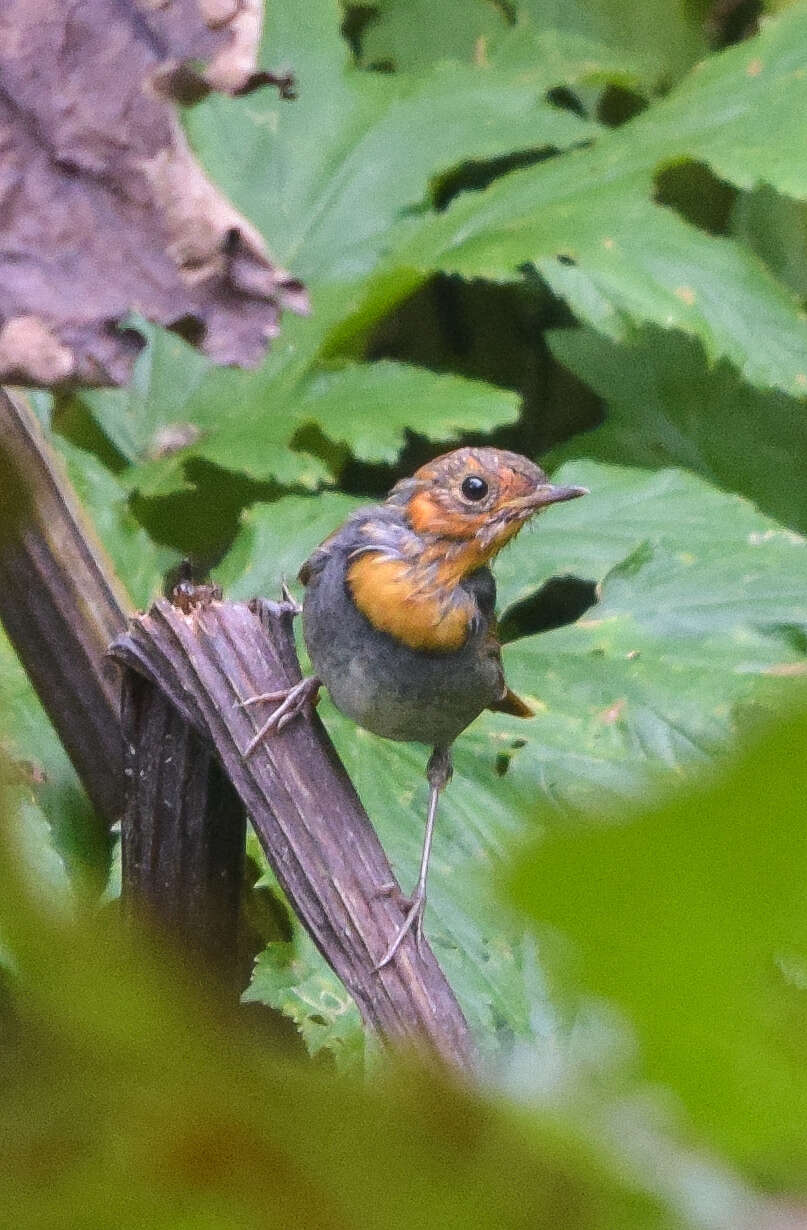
[
  {"left": 510, "top": 701, "right": 807, "bottom": 1187},
  {"left": 0, "top": 778, "right": 674, "bottom": 1230}
]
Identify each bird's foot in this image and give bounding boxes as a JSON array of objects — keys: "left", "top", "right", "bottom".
[
  {"left": 237, "top": 675, "right": 321, "bottom": 755},
  {"left": 373, "top": 885, "right": 426, "bottom": 971}
]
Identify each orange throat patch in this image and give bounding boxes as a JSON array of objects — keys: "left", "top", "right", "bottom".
[{"left": 346, "top": 553, "right": 473, "bottom": 652}]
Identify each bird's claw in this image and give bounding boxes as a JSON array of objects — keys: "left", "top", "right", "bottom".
[
  {"left": 280, "top": 581, "right": 302, "bottom": 615},
  {"left": 236, "top": 690, "right": 288, "bottom": 710},
  {"left": 238, "top": 676, "right": 320, "bottom": 755},
  {"left": 373, "top": 888, "right": 427, "bottom": 971}
]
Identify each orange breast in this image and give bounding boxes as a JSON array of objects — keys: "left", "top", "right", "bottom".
[{"left": 347, "top": 554, "right": 472, "bottom": 652}]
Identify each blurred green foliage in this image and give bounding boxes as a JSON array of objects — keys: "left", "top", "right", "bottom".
[
  {"left": 512, "top": 701, "right": 807, "bottom": 1187},
  {"left": 0, "top": 780, "right": 675, "bottom": 1230},
  {"left": 2, "top": 0, "right": 807, "bottom": 1223}
]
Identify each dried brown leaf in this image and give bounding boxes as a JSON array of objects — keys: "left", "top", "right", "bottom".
[{"left": 0, "top": 0, "right": 308, "bottom": 387}]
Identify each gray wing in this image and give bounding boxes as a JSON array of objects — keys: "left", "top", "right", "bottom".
[
  {"left": 462, "top": 566, "right": 496, "bottom": 625},
  {"left": 462, "top": 566, "right": 504, "bottom": 689},
  {"left": 298, "top": 503, "right": 381, "bottom": 586},
  {"left": 464, "top": 567, "right": 534, "bottom": 717},
  {"left": 298, "top": 539, "right": 334, "bottom": 586}
]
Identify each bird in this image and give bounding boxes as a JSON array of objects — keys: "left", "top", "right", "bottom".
[{"left": 240, "top": 447, "right": 587, "bottom": 969}]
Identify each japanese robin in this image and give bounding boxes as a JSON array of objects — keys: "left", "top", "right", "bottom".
[{"left": 242, "top": 446, "right": 587, "bottom": 968}]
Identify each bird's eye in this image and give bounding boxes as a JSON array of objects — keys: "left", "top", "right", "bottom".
[{"left": 461, "top": 475, "right": 489, "bottom": 502}]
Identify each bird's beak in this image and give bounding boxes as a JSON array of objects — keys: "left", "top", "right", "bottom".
[
  {"left": 534, "top": 483, "right": 589, "bottom": 507},
  {"left": 524, "top": 483, "right": 589, "bottom": 511}
]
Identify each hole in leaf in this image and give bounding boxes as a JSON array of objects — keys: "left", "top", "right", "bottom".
[
  {"left": 707, "top": 0, "right": 762, "bottom": 48},
  {"left": 546, "top": 85, "right": 586, "bottom": 118},
  {"left": 341, "top": 5, "right": 380, "bottom": 59},
  {"left": 492, "top": 0, "right": 517, "bottom": 23},
  {"left": 169, "top": 314, "right": 206, "bottom": 348},
  {"left": 654, "top": 160, "right": 737, "bottom": 236},
  {"left": 765, "top": 623, "right": 807, "bottom": 658},
  {"left": 596, "top": 84, "right": 647, "bottom": 127},
  {"left": 498, "top": 575, "right": 597, "bottom": 643},
  {"left": 432, "top": 147, "right": 562, "bottom": 213}
]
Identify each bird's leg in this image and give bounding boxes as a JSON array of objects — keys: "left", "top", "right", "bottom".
[
  {"left": 374, "top": 744, "right": 453, "bottom": 971},
  {"left": 237, "top": 676, "right": 321, "bottom": 755}
]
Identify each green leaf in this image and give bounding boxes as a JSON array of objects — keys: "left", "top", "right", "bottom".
[
  {"left": 244, "top": 929, "right": 364, "bottom": 1070},
  {"left": 361, "top": 2, "right": 653, "bottom": 89},
  {"left": 495, "top": 460, "right": 807, "bottom": 798},
  {"left": 0, "top": 628, "right": 107, "bottom": 896},
  {"left": 546, "top": 325, "right": 807, "bottom": 534},
  {"left": 489, "top": 23, "right": 649, "bottom": 92},
  {"left": 188, "top": 0, "right": 597, "bottom": 284},
  {"left": 55, "top": 439, "right": 177, "bottom": 609},
  {"left": 4, "top": 792, "right": 72, "bottom": 928},
  {"left": 79, "top": 323, "right": 213, "bottom": 467},
  {"left": 82, "top": 300, "right": 519, "bottom": 495},
  {"left": 635, "top": 13, "right": 807, "bottom": 201},
  {"left": 399, "top": 5, "right": 807, "bottom": 395},
  {"left": 509, "top": 700, "right": 807, "bottom": 1185},
  {"left": 79, "top": 310, "right": 333, "bottom": 494},
  {"left": 296, "top": 361, "right": 520, "bottom": 461},
  {"left": 223, "top": 461, "right": 807, "bottom": 1050},
  {"left": 75, "top": 0, "right": 613, "bottom": 496},
  {"left": 519, "top": 0, "right": 708, "bottom": 83},
  {"left": 359, "top": 0, "right": 508, "bottom": 71}
]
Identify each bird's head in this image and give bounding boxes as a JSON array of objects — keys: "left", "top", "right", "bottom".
[{"left": 388, "top": 446, "right": 587, "bottom": 564}]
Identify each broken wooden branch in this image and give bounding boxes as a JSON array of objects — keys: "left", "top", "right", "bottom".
[
  {"left": 120, "top": 667, "right": 246, "bottom": 991},
  {"left": 111, "top": 594, "right": 477, "bottom": 1071},
  {"left": 0, "top": 388, "right": 128, "bottom": 825}
]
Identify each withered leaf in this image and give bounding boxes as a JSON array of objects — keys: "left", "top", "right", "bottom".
[{"left": 0, "top": 0, "right": 308, "bottom": 388}]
